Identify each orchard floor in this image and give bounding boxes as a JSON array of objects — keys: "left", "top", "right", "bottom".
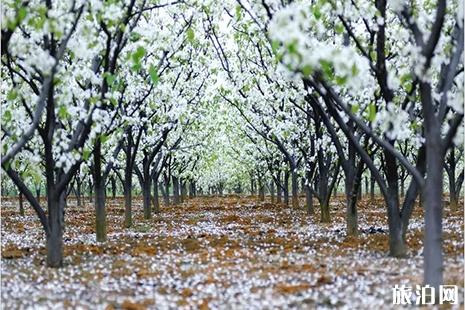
[{"left": 1, "top": 195, "right": 464, "bottom": 309}]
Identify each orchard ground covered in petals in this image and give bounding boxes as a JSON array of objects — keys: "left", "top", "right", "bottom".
[{"left": 1, "top": 195, "right": 463, "bottom": 309}]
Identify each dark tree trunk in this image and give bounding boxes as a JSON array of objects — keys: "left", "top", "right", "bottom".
[
  {"left": 276, "top": 172, "right": 282, "bottom": 203},
  {"left": 258, "top": 176, "right": 265, "bottom": 201},
  {"left": 400, "top": 174, "right": 405, "bottom": 197},
  {"left": 421, "top": 82, "right": 445, "bottom": 289},
  {"left": 305, "top": 182, "right": 313, "bottom": 215},
  {"left": 88, "top": 177, "right": 93, "bottom": 203},
  {"left": 152, "top": 177, "right": 160, "bottom": 213},
  {"left": 384, "top": 150, "right": 407, "bottom": 257},
  {"left": 142, "top": 168, "right": 152, "bottom": 219},
  {"left": 93, "top": 139, "right": 106, "bottom": 242},
  {"left": 447, "top": 147, "right": 458, "bottom": 210},
  {"left": 283, "top": 171, "right": 290, "bottom": 206},
  {"left": 163, "top": 173, "right": 170, "bottom": 206},
  {"left": 345, "top": 159, "right": 364, "bottom": 236},
  {"left": 370, "top": 173, "right": 375, "bottom": 201},
  {"left": 46, "top": 190, "right": 65, "bottom": 268},
  {"left": 364, "top": 176, "right": 369, "bottom": 197},
  {"left": 291, "top": 168, "right": 298, "bottom": 208},
  {"left": 423, "top": 140, "right": 444, "bottom": 289},
  {"left": 111, "top": 176, "right": 117, "bottom": 199},
  {"left": 250, "top": 175, "right": 255, "bottom": 196},
  {"left": 270, "top": 181, "right": 275, "bottom": 203},
  {"left": 189, "top": 181, "right": 195, "bottom": 198},
  {"left": 317, "top": 171, "right": 330, "bottom": 223},
  {"left": 36, "top": 187, "right": 41, "bottom": 205},
  {"left": 180, "top": 180, "right": 187, "bottom": 202},
  {"left": 345, "top": 166, "right": 356, "bottom": 235},
  {"left": 19, "top": 191, "right": 24, "bottom": 216},
  {"left": 75, "top": 177, "right": 81, "bottom": 207},
  {"left": 172, "top": 176, "right": 180, "bottom": 205},
  {"left": 124, "top": 145, "right": 133, "bottom": 228},
  {"left": 400, "top": 146, "right": 426, "bottom": 238}
]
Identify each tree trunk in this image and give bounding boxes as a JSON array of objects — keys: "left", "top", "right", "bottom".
[
  {"left": 258, "top": 177, "right": 265, "bottom": 201},
  {"left": 189, "top": 181, "right": 195, "bottom": 198},
  {"left": 317, "top": 170, "right": 331, "bottom": 223},
  {"left": 36, "top": 187, "right": 41, "bottom": 205},
  {"left": 283, "top": 171, "right": 290, "bottom": 206},
  {"left": 19, "top": 191, "right": 24, "bottom": 216},
  {"left": 305, "top": 183, "right": 313, "bottom": 215},
  {"left": 180, "top": 180, "right": 187, "bottom": 202},
  {"left": 153, "top": 178, "right": 160, "bottom": 213},
  {"left": 270, "top": 181, "right": 275, "bottom": 203},
  {"left": 124, "top": 148, "right": 133, "bottom": 228},
  {"left": 291, "top": 169, "right": 299, "bottom": 208},
  {"left": 345, "top": 181, "right": 357, "bottom": 235},
  {"left": 250, "top": 176, "right": 255, "bottom": 196},
  {"left": 93, "top": 140, "right": 106, "bottom": 242},
  {"left": 172, "top": 176, "right": 180, "bottom": 205},
  {"left": 384, "top": 150, "right": 407, "bottom": 257},
  {"left": 448, "top": 147, "right": 458, "bottom": 210},
  {"left": 423, "top": 131, "right": 444, "bottom": 290},
  {"left": 111, "top": 176, "right": 117, "bottom": 199},
  {"left": 364, "top": 176, "right": 369, "bottom": 197},
  {"left": 46, "top": 190, "right": 65, "bottom": 268},
  {"left": 142, "top": 180, "right": 151, "bottom": 219},
  {"left": 276, "top": 172, "right": 282, "bottom": 203},
  {"left": 163, "top": 174, "right": 170, "bottom": 206},
  {"left": 401, "top": 146, "right": 426, "bottom": 239},
  {"left": 370, "top": 174, "right": 375, "bottom": 201},
  {"left": 75, "top": 178, "right": 82, "bottom": 207},
  {"left": 400, "top": 175, "right": 405, "bottom": 197},
  {"left": 142, "top": 170, "right": 152, "bottom": 220},
  {"left": 88, "top": 177, "right": 93, "bottom": 203},
  {"left": 320, "top": 200, "right": 330, "bottom": 223}
]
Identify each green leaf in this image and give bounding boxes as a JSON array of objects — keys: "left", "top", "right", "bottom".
[
  {"left": 186, "top": 27, "right": 195, "bottom": 43},
  {"left": 148, "top": 65, "right": 159, "bottom": 85},
  {"left": 271, "top": 40, "right": 280, "bottom": 55},
  {"left": 235, "top": 5, "right": 242, "bottom": 21},
  {"left": 302, "top": 64, "right": 313, "bottom": 76},
  {"left": 7, "top": 90, "right": 18, "bottom": 100},
  {"left": 3, "top": 110, "right": 12, "bottom": 123},
  {"left": 405, "top": 82, "right": 413, "bottom": 93},
  {"left": 82, "top": 149, "right": 91, "bottom": 161},
  {"left": 320, "top": 59, "right": 334, "bottom": 79},
  {"left": 367, "top": 103, "right": 376, "bottom": 122},
  {"left": 336, "top": 75, "right": 348, "bottom": 85},
  {"left": 17, "top": 7, "right": 27, "bottom": 23},
  {"left": 100, "top": 134, "right": 110, "bottom": 144},
  {"left": 109, "top": 97, "right": 117, "bottom": 107},
  {"left": 335, "top": 23, "right": 344, "bottom": 34},
  {"left": 131, "top": 46, "right": 146, "bottom": 71},
  {"left": 104, "top": 72, "right": 116, "bottom": 85},
  {"left": 351, "top": 63, "right": 359, "bottom": 76},
  {"left": 400, "top": 73, "right": 413, "bottom": 92},
  {"left": 130, "top": 32, "right": 141, "bottom": 42},
  {"left": 400, "top": 73, "right": 412, "bottom": 84},
  {"left": 312, "top": 6, "right": 321, "bottom": 19},
  {"left": 287, "top": 41, "right": 298, "bottom": 55},
  {"left": 350, "top": 104, "right": 360, "bottom": 114},
  {"left": 58, "top": 105, "right": 68, "bottom": 119}
]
